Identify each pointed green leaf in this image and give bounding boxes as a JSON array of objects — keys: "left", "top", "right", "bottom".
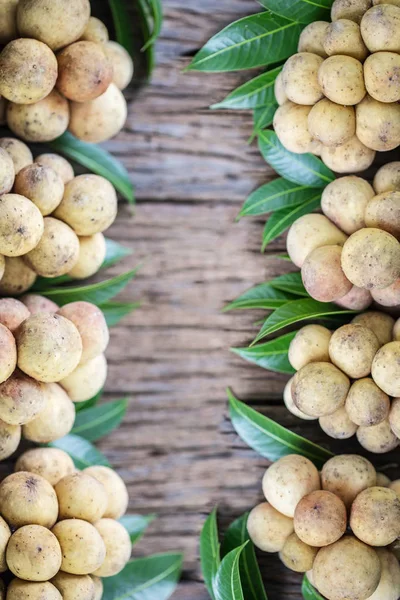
[
  {"left": 32, "top": 238, "right": 132, "bottom": 290},
  {"left": 142, "top": 0, "right": 163, "bottom": 50},
  {"left": 262, "top": 194, "right": 321, "bottom": 249},
  {"left": 100, "top": 301, "right": 140, "bottom": 326},
  {"left": 258, "top": 130, "right": 335, "bottom": 188},
  {"left": 212, "top": 67, "right": 282, "bottom": 110},
  {"left": 275, "top": 253, "right": 291, "bottom": 261},
  {"left": 213, "top": 544, "right": 247, "bottom": 600},
  {"left": 74, "top": 390, "right": 103, "bottom": 413},
  {"left": 50, "top": 132, "right": 134, "bottom": 204},
  {"left": 228, "top": 390, "right": 333, "bottom": 468},
  {"left": 136, "top": 0, "right": 156, "bottom": 75},
  {"left": 239, "top": 178, "right": 312, "bottom": 218},
  {"left": 260, "top": 0, "right": 332, "bottom": 23},
  {"left": 302, "top": 575, "right": 325, "bottom": 599},
  {"left": 254, "top": 298, "right": 357, "bottom": 343},
  {"left": 224, "top": 283, "right": 296, "bottom": 312},
  {"left": 48, "top": 434, "right": 110, "bottom": 469},
  {"left": 269, "top": 272, "right": 308, "bottom": 296},
  {"left": 200, "top": 508, "right": 220, "bottom": 600},
  {"left": 221, "top": 513, "right": 268, "bottom": 600},
  {"left": 38, "top": 269, "right": 139, "bottom": 306},
  {"left": 108, "top": 0, "right": 135, "bottom": 56},
  {"left": 187, "top": 13, "right": 302, "bottom": 72},
  {"left": 119, "top": 514, "right": 156, "bottom": 546},
  {"left": 102, "top": 552, "right": 183, "bottom": 600},
  {"left": 253, "top": 104, "right": 277, "bottom": 134},
  {"left": 232, "top": 332, "right": 296, "bottom": 374},
  {"left": 71, "top": 399, "right": 128, "bottom": 442}
]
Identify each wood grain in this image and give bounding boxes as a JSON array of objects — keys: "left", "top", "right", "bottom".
[{"left": 95, "top": 1, "right": 400, "bottom": 599}]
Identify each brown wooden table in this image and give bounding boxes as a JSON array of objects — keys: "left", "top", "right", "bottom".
[{"left": 97, "top": 1, "right": 400, "bottom": 598}]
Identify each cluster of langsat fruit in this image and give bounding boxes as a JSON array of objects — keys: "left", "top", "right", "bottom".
[
  {"left": 248, "top": 454, "right": 400, "bottom": 600},
  {"left": 0, "top": 446, "right": 130, "bottom": 599},
  {"left": 287, "top": 162, "right": 400, "bottom": 310},
  {"left": 0, "top": 136, "right": 117, "bottom": 296},
  {"left": 286, "top": 311, "right": 400, "bottom": 452},
  {"left": 273, "top": 0, "right": 400, "bottom": 173},
  {"left": 0, "top": 294, "right": 109, "bottom": 460},
  {"left": 0, "top": 0, "right": 133, "bottom": 143}
]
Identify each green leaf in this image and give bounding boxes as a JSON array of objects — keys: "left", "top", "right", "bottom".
[
  {"left": 187, "top": 13, "right": 302, "bottom": 72},
  {"left": 262, "top": 194, "right": 321, "bottom": 249},
  {"left": 119, "top": 514, "right": 156, "bottom": 546},
  {"left": 142, "top": 0, "right": 163, "bottom": 50},
  {"left": 224, "top": 283, "right": 296, "bottom": 312},
  {"left": 302, "top": 575, "right": 325, "bottom": 599},
  {"left": 32, "top": 239, "right": 132, "bottom": 290},
  {"left": 260, "top": 0, "right": 332, "bottom": 23},
  {"left": 228, "top": 390, "right": 333, "bottom": 468},
  {"left": 74, "top": 390, "right": 103, "bottom": 413},
  {"left": 100, "top": 301, "right": 140, "bottom": 326},
  {"left": 102, "top": 553, "right": 182, "bottom": 600},
  {"left": 253, "top": 104, "right": 277, "bottom": 134},
  {"left": 50, "top": 132, "right": 134, "bottom": 204},
  {"left": 213, "top": 544, "right": 247, "bottom": 600},
  {"left": 212, "top": 67, "right": 282, "bottom": 110},
  {"left": 200, "top": 508, "right": 220, "bottom": 600},
  {"left": 108, "top": 0, "right": 135, "bottom": 57},
  {"left": 253, "top": 298, "right": 357, "bottom": 343},
  {"left": 38, "top": 268, "right": 139, "bottom": 306},
  {"left": 136, "top": 0, "right": 156, "bottom": 75},
  {"left": 258, "top": 130, "right": 335, "bottom": 188},
  {"left": 48, "top": 434, "right": 110, "bottom": 469},
  {"left": 221, "top": 514, "right": 268, "bottom": 600},
  {"left": 269, "top": 272, "right": 308, "bottom": 296},
  {"left": 232, "top": 332, "right": 296, "bottom": 374},
  {"left": 239, "top": 178, "right": 313, "bottom": 218},
  {"left": 275, "top": 253, "right": 291, "bottom": 261},
  {"left": 71, "top": 399, "right": 128, "bottom": 442}
]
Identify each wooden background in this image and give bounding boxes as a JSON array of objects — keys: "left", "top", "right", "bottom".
[{"left": 97, "top": 1, "right": 400, "bottom": 598}]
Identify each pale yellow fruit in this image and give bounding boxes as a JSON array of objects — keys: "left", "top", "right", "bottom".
[
  {"left": 357, "top": 419, "right": 399, "bottom": 453},
  {"left": 81, "top": 17, "right": 109, "bottom": 44},
  {"left": 93, "top": 519, "right": 131, "bottom": 577},
  {"left": 84, "top": 465, "right": 129, "bottom": 519},
  {"left": 279, "top": 533, "right": 318, "bottom": 573},
  {"left": 0, "top": 471, "right": 58, "bottom": 528},
  {"left": 282, "top": 53, "right": 324, "bottom": 105},
  {"left": 0, "top": 0, "right": 19, "bottom": 44},
  {"left": 6, "top": 525, "right": 61, "bottom": 581},
  {"left": 288, "top": 324, "right": 331, "bottom": 371},
  {"left": 329, "top": 324, "right": 380, "bottom": 378},
  {"left": 321, "top": 176, "right": 374, "bottom": 235},
  {"left": 104, "top": 41, "right": 134, "bottom": 91},
  {"left": 297, "top": 21, "right": 329, "bottom": 57},
  {"left": 321, "top": 454, "right": 376, "bottom": 508},
  {"left": 55, "top": 472, "right": 108, "bottom": 522},
  {"left": 360, "top": 4, "right": 400, "bottom": 52},
  {"left": 262, "top": 454, "right": 320, "bottom": 517},
  {"left": 60, "top": 353, "right": 107, "bottom": 402},
  {"left": 364, "top": 52, "right": 400, "bottom": 103},
  {"left": 335, "top": 285, "right": 372, "bottom": 310},
  {"left": 0, "top": 39, "right": 57, "bottom": 104},
  {"left": 372, "top": 341, "right": 400, "bottom": 396},
  {"left": 247, "top": 502, "right": 294, "bottom": 552},
  {"left": 313, "top": 536, "right": 381, "bottom": 600},
  {"left": 16, "top": 313, "right": 82, "bottom": 383},
  {"left": 346, "top": 378, "right": 390, "bottom": 427},
  {"left": 35, "top": 154, "right": 74, "bottom": 185},
  {"left": 0, "top": 193, "right": 43, "bottom": 257},
  {"left": 0, "top": 517, "right": 10, "bottom": 572},
  {"left": 283, "top": 377, "right": 318, "bottom": 421},
  {"left": 273, "top": 102, "right": 314, "bottom": 154},
  {"left": 318, "top": 55, "right": 366, "bottom": 105},
  {"left": 324, "top": 19, "right": 368, "bottom": 60},
  {"left": 7, "top": 580, "right": 62, "bottom": 600},
  {"left": 308, "top": 99, "right": 355, "bottom": 147},
  {"left": 14, "top": 164, "right": 64, "bottom": 216},
  {"left": 367, "top": 548, "right": 400, "bottom": 600},
  {"left": 20, "top": 294, "right": 59, "bottom": 315},
  {"left": 350, "top": 487, "right": 400, "bottom": 546},
  {"left": 319, "top": 406, "right": 357, "bottom": 439},
  {"left": 292, "top": 362, "right": 350, "bottom": 418},
  {"left": 17, "top": 0, "right": 91, "bottom": 51},
  {"left": 15, "top": 448, "right": 75, "bottom": 486},
  {"left": 0, "top": 322, "right": 16, "bottom": 384},
  {"left": 321, "top": 135, "right": 375, "bottom": 173},
  {"left": 356, "top": 95, "right": 400, "bottom": 152},
  {"left": 91, "top": 576, "right": 103, "bottom": 600},
  {"left": 301, "top": 245, "right": 352, "bottom": 302},
  {"left": 0, "top": 257, "right": 36, "bottom": 295},
  {"left": 0, "top": 419, "right": 20, "bottom": 460},
  {"left": 331, "top": 0, "right": 373, "bottom": 23},
  {"left": 0, "top": 298, "right": 29, "bottom": 332},
  {"left": 23, "top": 382, "right": 75, "bottom": 443},
  {"left": 0, "top": 370, "right": 45, "bottom": 426},
  {"left": 51, "top": 572, "right": 96, "bottom": 600},
  {"left": 0, "top": 138, "right": 32, "bottom": 175},
  {"left": 69, "top": 233, "right": 106, "bottom": 280},
  {"left": 57, "top": 301, "right": 109, "bottom": 363},
  {"left": 0, "top": 147, "right": 14, "bottom": 195},
  {"left": 352, "top": 310, "right": 394, "bottom": 345},
  {"left": 294, "top": 490, "right": 347, "bottom": 546},
  {"left": 373, "top": 162, "right": 400, "bottom": 194},
  {"left": 52, "top": 519, "right": 106, "bottom": 575}
]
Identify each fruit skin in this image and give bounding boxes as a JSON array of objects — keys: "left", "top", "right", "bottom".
[
  {"left": 350, "top": 487, "right": 400, "bottom": 546},
  {"left": 22, "top": 382, "right": 75, "bottom": 444},
  {"left": 308, "top": 99, "right": 355, "bottom": 148},
  {"left": 247, "top": 502, "right": 294, "bottom": 553},
  {"left": 0, "top": 147, "right": 15, "bottom": 195},
  {"left": 57, "top": 301, "right": 109, "bottom": 364},
  {"left": 321, "top": 135, "right": 375, "bottom": 173},
  {"left": 0, "top": 39, "right": 57, "bottom": 105},
  {"left": 68, "top": 233, "right": 106, "bottom": 280},
  {"left": 279, "top": 533, "right": 318, "bottom": 573},
  {"left": 321, "top": 454, "right": 376, "bottom": 509},
  {"left": 346, "top": 378, "right": 390, "bottom": 427},
  {"left": 367, "top": 548, "right": 400, "bottom": 600},
  {"left": 294, "top": 490, "right": 347, "bottom": 547},
  {"left": 373, "top": 162, "right": 400, "bottom": 194},
  {"left": 16, "top": 313, "right": 82, "bottom": 383},
  {"left": 364, "top": 52, "right": 400, "bottom": 103},
  {"left": 301, "top": 245, "right": 352, "bottom": 302},
  {"left": 292, "top": 362, "right": 350, "bottom": 418},
  {"left": 313, "top": 536, "right": 381, "bottom": 600},
  {"left": 0, "top": 298, "right": 30, "bottom": 332},
  {"left": 35, "top": 154, "right": 74, "bottom": 185},
  {"left": 352, "top": 311, "right": 394, "bottom": 345},
  {"left": 17, "top": 0, "right": 91, "bottom": 51},
  {"left": 14, "top": 163, "right": 64, "bottom": 216},
  {"left": 84, "top": 465, "right": 129, "bottom": 519},
  {"left": 356, "top": 95, "right": 400, "bottom": 152},
  {"left": 288, "top": 324, "right": 331, "bottom": 371},
  {"left": 51, "top": 519, "right": 106, "bottom": 575},
  {"left": 0, "top": 323, "right": 17, "bottom": 384},
  {"left": 0, "top": 138, "right": 32, "bottom": 175},
  {"left": 93, "top": 519, "right": 131, "bottom": 577},
  {"left": 55, "top": 472, "right": 108, "bottom": 523},
  {"left": 273, "top": 103, "right": 314, "bottom": 154},
  {"left": 318, "top": 55, "right": 366, "bottom": 105},
  {"left": 0, "top": 257, "right": 36, "bottom": 295},
  {"left": 319, "top": 406, "right": 357, "bottom": 440},
  {"left": 372, "top": 341, "right": 400, "bottom": 397},
  {"left": 51, "top": 572, "right": 96, "bottom": 600},
  {"left": 7, "top": 580, "right": 62, "bottom": 600},
  {"left": 0, "top": 471, "right": 58, "bottom": 528},
  {"left": 282, "top": 53, "right": 324, "bottom": 105},
  {"left": 6, "top": 525, "right": 62, "bottom": 582},
  {"left": 262, "top": 455, "right": 320, "bottom": 518},
  {"left": 15, "top": 448, "right": 75, "bottom": 486},
  {"left": 323, "top": 19, "right": 368, "bottom": 61},
  {"left": 321, "top": 176, "right": 374, "bottom": 235},
  {"left": 331, "top": 0, "right": 373, "bottom": 24},
  {"left": 0, "top": 369, "right": 46, "bottom": 426},
  {"left": 104, "top": 41, "right": 134, "bottom": 91},
  {"left": 328, "top": 324, "right": 380, "bottom": 379},
  {"left": 81, "top": 17, "right": 109, "bottom": 44},
  {"left": 357, "top": 419, "right": 399, "bottom": 454},
  {"left": 360, "top": 4, "right": 400, "bottom": 53}
]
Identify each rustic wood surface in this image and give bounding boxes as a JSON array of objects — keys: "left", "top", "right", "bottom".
[{"left": 95, "top": 1, "right": 400, "bottom": 599}]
